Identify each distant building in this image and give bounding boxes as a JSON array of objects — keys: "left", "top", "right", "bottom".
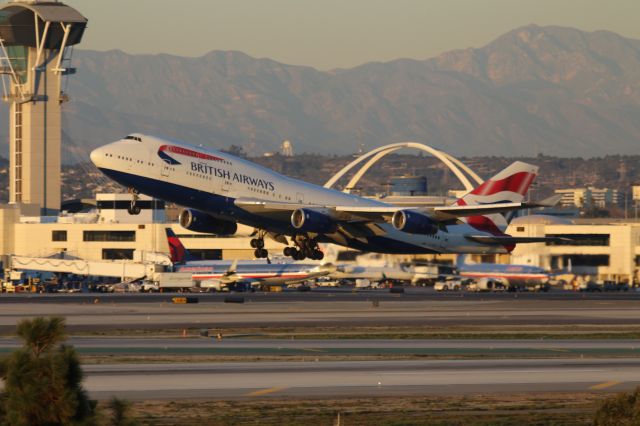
[
  {"left": 633, "top": 185, "right": 640, "bottom": 202},
  {"left": 281, "top": 140, "right": 293, "bottom": 157},
  {"left": 555, "top": 187, "right": 620, "bottom": 209},
  {"left": 389, "top": 176, "right": 427, "bottom": 196},
  {"left": 589, "top": 187, "right": 620, "bottom": 208},
  {"left": 555, "top": 188, "right": 589, "bottom": 208}
]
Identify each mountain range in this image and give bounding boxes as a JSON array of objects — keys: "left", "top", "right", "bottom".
[{"left": 2, "top": 24, "right": 640, "bottom": 160}]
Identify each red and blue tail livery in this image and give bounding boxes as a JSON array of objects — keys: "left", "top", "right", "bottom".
[{"left": 455, "top": 161, "right": 539, "bottom": 251}]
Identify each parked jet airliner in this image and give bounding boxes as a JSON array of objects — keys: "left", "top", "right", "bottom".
[
  {"left": 165, "top": 228, "right": 329, "bottom": 290},
  {"left": 455, "top": 255, "right": 552, "bottom": 291},
  {"left": 90, "top": 134, "right": 557, "bottom": 260}
]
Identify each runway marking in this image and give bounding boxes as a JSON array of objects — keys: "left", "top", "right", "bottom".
[
  {"left": 244, "top": 387, "right": 288, "bottom": 397},
  {"left": 589, "top": 381, "right": 621, "bottom": 390},
  {"left": 301, "top": 348, "right": 326, "bottom": 353},
  {"left": 541, "top": 348, "right": 570, "bottom": 353}
]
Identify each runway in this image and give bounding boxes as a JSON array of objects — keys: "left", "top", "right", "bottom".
[
  {"left": 83, "top": 358, "right": 640, "bottom": 400},
  {"left": 0, "top": 294, "right": 639, "bottom": 331},
  {"left": 1, "top": 337, "right": 639, "bottom": 357},
  {"left": 1, "top": 287, "right": 640, "bottom": 304}
]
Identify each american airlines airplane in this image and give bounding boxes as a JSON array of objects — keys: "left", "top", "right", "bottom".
[
  {"left": 90, "top": 134, "right": 557, "bottom": 260},
  {"left": 165, "top": 228, "right": 329, "bottom": 290},
  {"left": 455, "top": 255, "right": 552, "bottom": 291}
]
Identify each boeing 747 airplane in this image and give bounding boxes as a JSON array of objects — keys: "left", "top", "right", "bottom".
[{"left": 91, "top": 134, "right": 558, "bottom": 260}]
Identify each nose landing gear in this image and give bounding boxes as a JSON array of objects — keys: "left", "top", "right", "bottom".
[{"left": 127, "top": 188, "right": 141, "bottom": 215}]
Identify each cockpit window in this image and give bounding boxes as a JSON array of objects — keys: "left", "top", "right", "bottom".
[{"left": 124, "top": 135, "right": 142, "bottom": 142}]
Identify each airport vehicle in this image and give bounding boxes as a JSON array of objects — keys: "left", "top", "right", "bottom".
[
  {"left": 91, "top": 134, "right": 558, "bottom": 260},
  {"left": 456, "top": 255, "right": 552, "bottom": 291},
  {"left": 433, "top": 277, "right": 464, "bottom": 292},
  {"left": 140, "top": 281, "right": 160, "bottom": 292},
  {"left": 165, "top": 228, "right": 329, "bottom": 290},
  {"left": 466, "top": 278, "right": 508, "bottom": 292}
]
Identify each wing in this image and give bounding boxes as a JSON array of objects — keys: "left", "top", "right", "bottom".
[
  {"left": 234, "top": 198, "right": 555, "bottom": 224},
  {"left": 234, "top": 199, "right": 397, "bottom": 222},
  {"left": 464, "top": 235, "right": 571, "bottom": 245}
]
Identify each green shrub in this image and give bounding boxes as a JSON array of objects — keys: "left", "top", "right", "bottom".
[
  {"left": 594, "top": 387, "right": 640, "bottom": 426},
  {"left": 0, "top": 317, "right": 96, "bottom": 426}
]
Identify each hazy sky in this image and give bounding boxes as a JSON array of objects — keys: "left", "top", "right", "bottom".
[{"left": 64, "top": 0, "right": 640, "bottom": 70}]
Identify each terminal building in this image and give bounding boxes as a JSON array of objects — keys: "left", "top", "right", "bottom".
[
  {"left": 0, "top": 194, "right": 279, "bottom": 262},
  {"left": 508, "top": 216, "right": 640, "bottom": 284}
]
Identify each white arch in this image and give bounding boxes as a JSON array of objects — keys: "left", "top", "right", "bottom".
[
  {"left": 324, "top": 142, "right": 483, "bottom": 193},
  {"left": 441, "top": 152, "right": 484, "bottom": 186}
]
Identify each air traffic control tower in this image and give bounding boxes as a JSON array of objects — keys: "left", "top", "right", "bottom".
[{"left": 0, "top": 1, "right": 86, "bottom": 215}]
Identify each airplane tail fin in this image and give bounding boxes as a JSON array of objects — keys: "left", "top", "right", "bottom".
[
  {"left": 165, "top": 228, "right": 194, "bottom": 264},
  {"left": 454, "top": 161, "right": 539, "bottom": 233},
  {"left": 226, "top": 259, "right": 238, "bottom": 275}
]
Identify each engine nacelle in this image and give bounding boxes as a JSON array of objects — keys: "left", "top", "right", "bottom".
[
  {"left": 392, "top": 209, "right": 438, "bottom": 235},
  {"left": 179, "top": 209, "right": 237, "bottom": 235},
  {"left": 291, "top": 208, "right": 337, "bottom": 234}
]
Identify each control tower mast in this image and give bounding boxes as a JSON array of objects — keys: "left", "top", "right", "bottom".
[{"left": 0, "top": 1, "right": 87, "bottom": 215}]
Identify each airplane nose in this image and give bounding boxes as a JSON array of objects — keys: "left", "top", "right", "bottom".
[{"left": 90, "top": 147, "right": 103, "bottom": 166}]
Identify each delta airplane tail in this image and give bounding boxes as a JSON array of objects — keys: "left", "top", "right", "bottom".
[
  {"left": 166, "top": 228, "right": 195, "bottom": 264},
  {"left": 455, "top": 161, "right": 538, "bottom": 235}
]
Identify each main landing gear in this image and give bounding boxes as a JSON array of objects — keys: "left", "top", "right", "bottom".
[
  {"left": 250, "top": 230, "right": 268, "bottom": 259},
  {"left": 127, "top": 187, "right": 141, "bottom": 215},
  {"left": 250, "top": 232, "right": 324, "bottom": 261},
  {"left": 283, "top": 235, "right": 324, "bottom": 261}
]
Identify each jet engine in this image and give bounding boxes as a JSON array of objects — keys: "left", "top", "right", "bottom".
[
  {"left": 179, "top": 209, "right": 237, "bottom": 235},
  {"left": 291, "top": 208, "right": 337, "bottom": 234},
  {"left": 391, "top": 209, "right": 438, "bottom": 235}
]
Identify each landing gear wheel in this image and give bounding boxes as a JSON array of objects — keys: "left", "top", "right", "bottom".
[
  {"left": 127, "top": 205, "right": 141, "bottom": 215},
  {"left": 250, "top": 231, "right": 266, "bottom": 251},
  {"left": 254, "top": 248, "right": 268, "bottom": 258},
  {"left": 287, "top": 234, "right": 324, "bottom": 260}
]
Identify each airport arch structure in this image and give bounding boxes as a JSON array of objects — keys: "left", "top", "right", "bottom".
[{"left": 323, "top": 142, "right": 484, "bottom": 194}]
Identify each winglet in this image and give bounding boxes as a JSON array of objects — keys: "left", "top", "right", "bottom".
[{"left": 536, "top": 194, "right": 563, "bottom": 207}]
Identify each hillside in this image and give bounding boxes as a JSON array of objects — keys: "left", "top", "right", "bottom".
[{"left": 1, "top": 24, "right": 639, "bottom": 160}]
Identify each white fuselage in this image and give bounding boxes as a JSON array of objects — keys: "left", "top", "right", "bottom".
[{"left": 90, "top": 134, "right": 507, "bottom": 255}]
